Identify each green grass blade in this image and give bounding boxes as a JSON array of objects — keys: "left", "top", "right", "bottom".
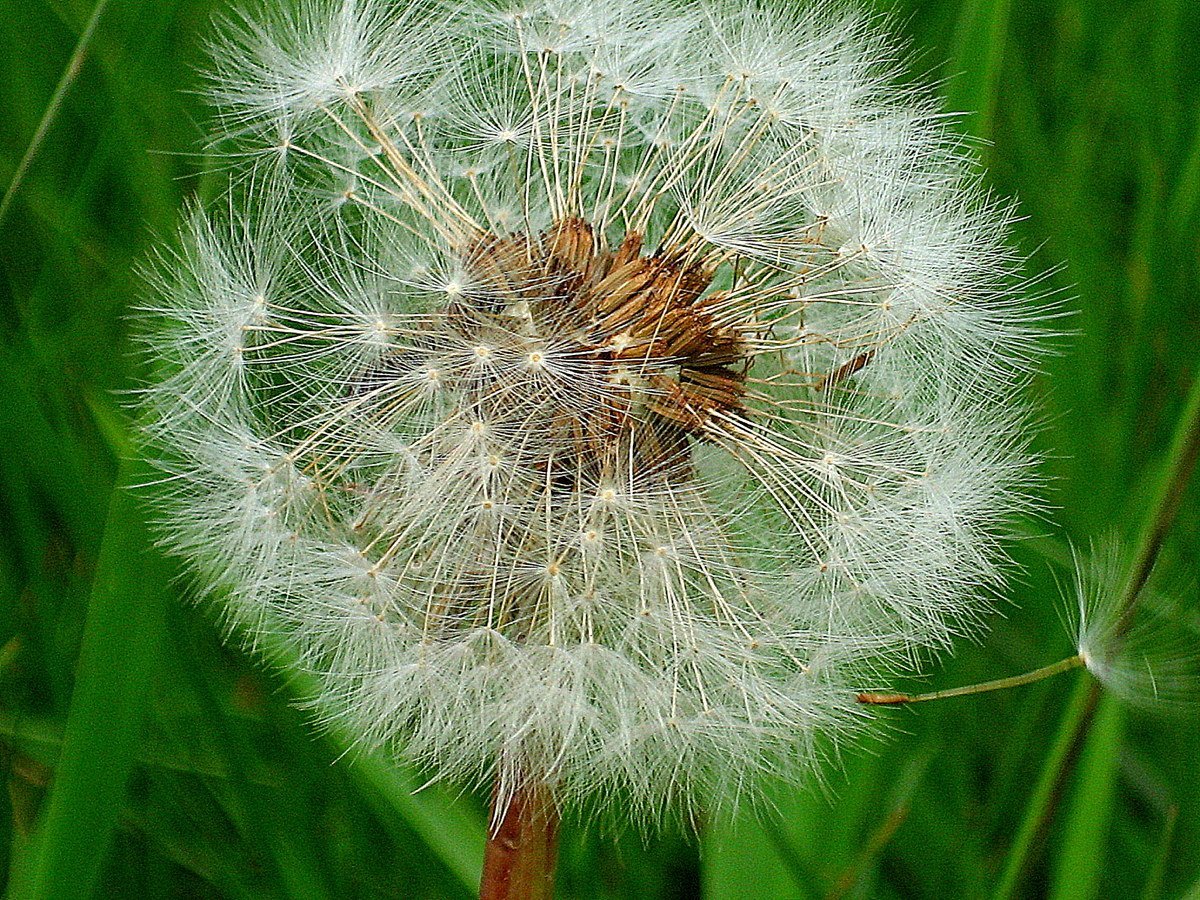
[
  {"left": 701, "top": 813, "right": 818, "bottom": 900},
  {"left": 345, "top": 753, "right": 485, "bottom": 896},
  {"left": 244, "top": 634, "right": 487, "bottom": 895},
  {"left": 947, "top": 0, "right": 1013, "bottom": 143},
  {"left": 0, "top": 0, "right": 110, "bottom": 228},
  {"left": 0, "top": 347, "right": 107, "bottom": 546},
  {"left": 1139, "top": 805, "right": 1178, "bottom": 900},
  {"left": 993, "top": 674, "right": 1097, "bottom": 900},
  {"left": 1168, "top": 132, "right": 1200, "bottom": 226},
  {"left": 1047, "top": 696, "right": 1124, "bottom": 900},
  {"left": 6, "top": 457, "right": 170, "bottom": 900}
]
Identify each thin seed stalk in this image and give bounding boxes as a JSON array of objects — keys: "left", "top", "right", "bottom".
[
  {"left": 856, "top": 654, "right": 1085, "bottom": 705},
  {"left": 479, "top": 773, "right": 560, "bottom": 900}
]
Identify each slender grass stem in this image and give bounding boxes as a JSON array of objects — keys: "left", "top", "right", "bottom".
[
  {"left": 0, "top": 0, "right": 110, "bottom": 228},
  {"left": 992, "top": 674, "right": 1098, "bottom": 900},
  {"left": 1117, "top": 371, "right": 1200, "bottom": 636}
]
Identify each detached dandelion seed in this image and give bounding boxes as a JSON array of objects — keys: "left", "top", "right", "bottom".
[
  {"left": 140, "top": 0, "right": 1047, "bottom": 892},
  {"left": 1064, "top": 541, "right": 1200, "bottom": 709}
]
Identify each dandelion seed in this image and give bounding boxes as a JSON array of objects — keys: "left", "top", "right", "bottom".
[
  {"left": 1063, "top": 542, "right": 1199, "bottom": 709},
  {"left": 141, "top": 0, "right": 1048, "bottom": 840}
]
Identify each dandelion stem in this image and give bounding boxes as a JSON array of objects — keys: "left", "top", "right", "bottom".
[
  {"left": 856, "top": 654, "right": 1085, "bottom": 705},
  {"left": 479, "top": 773, "right": 560, "bottom": 900},
  {"left": 994, "top": 364, "right": 1200, "bottom": 899}
]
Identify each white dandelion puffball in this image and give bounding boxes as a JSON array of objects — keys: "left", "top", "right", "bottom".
[{"left": 142, "top": 0, "right": 1043, "bottom": 818}]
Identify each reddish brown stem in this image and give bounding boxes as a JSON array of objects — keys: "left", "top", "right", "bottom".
[{"left": 479, "top": 775, "right": 560, "bottom": 900}]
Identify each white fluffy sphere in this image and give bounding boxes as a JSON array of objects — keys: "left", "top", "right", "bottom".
[{"left": 141, "top": 0, "right": 1044, "bottom": 821}]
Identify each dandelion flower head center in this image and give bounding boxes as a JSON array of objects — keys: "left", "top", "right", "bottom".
[{"left": 453, "top": 217, "right": 741, "bottom": 461}]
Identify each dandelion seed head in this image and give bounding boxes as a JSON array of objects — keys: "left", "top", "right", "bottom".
[{"left": 142, "top": 0, "right": 1049, "bottom": 822}]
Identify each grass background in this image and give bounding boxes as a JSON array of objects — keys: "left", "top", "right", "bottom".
[{"left": 1, "top": 0, "right": 1198, "bottom": 896}]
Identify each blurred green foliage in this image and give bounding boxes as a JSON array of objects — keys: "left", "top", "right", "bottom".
[{"left": 1, "top": 0, "right": 1197, "bottom": 897}]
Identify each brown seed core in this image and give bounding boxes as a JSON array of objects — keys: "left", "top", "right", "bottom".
[{"left": 459, "top": 216, "right": 747, "bottom": 447}]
